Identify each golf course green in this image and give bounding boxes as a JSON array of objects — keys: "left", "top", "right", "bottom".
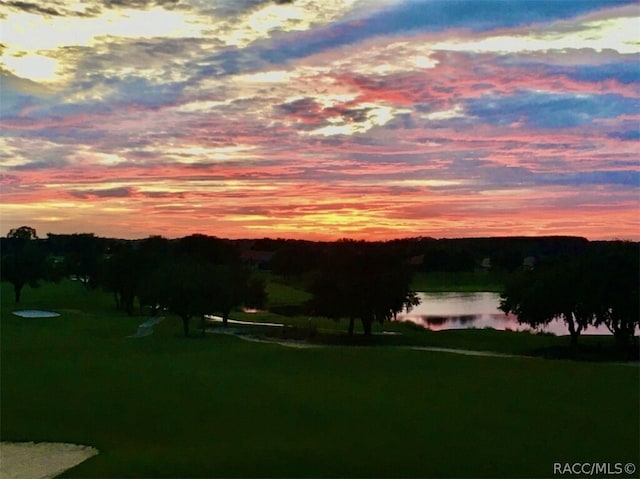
[{"left": 1, "top": 280, "right": 638, "bottom": 478}]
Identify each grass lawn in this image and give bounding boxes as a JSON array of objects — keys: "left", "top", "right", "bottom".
[
  {"left": 411, "top": 271, "right": 507, "bottom": 292},
  {"left": 1, "top": 281, "right": 638, "bottom": 478}
]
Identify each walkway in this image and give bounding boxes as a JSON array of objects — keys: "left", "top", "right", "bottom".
[
  {"left": 208, "top": 329, "right": 525, "bottom": 355},
  {"left": 207, "top": 332, "right": 639, "bottom": 364},
  {"left": 405, "top": 346, "right": 527, "bottom": 358}
]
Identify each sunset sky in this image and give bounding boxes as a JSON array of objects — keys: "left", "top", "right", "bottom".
[{"left": 1, "top": 0, "right": 639, "bottom": 240}]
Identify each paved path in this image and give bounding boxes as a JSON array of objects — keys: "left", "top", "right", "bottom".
[
  {"left": 208, "top": 330, "right": 526, "bottom": 355},
  {"left": 404, "top": 346, "right": 528, "bottom": 358},
  {"left": 207, "top": 332, "right": 639, "bottom": 365},
  {"left": 207, "top": 328, "right": 320, "bottom": 348}
]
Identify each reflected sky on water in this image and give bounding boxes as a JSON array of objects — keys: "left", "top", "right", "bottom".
[{"left": 396, "top": 292, "right": 614, "bottom": 336}]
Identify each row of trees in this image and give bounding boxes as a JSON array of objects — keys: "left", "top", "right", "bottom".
[
  {"left": 1, "top": 228, "right": 266, "bottom": 336},
  {"left": 2, "top": 227, "right": 637, "bottom": 344},
  {"left": 265, "top": 236, "right": 594, "bottom": 275},
  {"left": 108, "top": 234, "right": 267, "bottom": 336},
  {"left": 500, "top": 243, "right": 639, "bottom": 348},
  {"left": 1, "top": 228, "right": 420, "bottom": 338}
]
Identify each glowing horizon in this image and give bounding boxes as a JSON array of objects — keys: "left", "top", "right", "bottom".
[{"left": 1, "top": 0, "right": 639, "bottom": 241}]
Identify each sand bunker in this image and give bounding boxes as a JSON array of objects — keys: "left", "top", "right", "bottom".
[
  {"left": 12, "top": 310, "right": 60, "bottom": 318},
  {"left": 0, "top": 442, "right": 98, "bottom": 479},
  {"left": 128, "top": 317, "right": 164, "bottom": 338}
]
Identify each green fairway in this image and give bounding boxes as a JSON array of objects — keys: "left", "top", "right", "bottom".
[
  {"left": 1, "top": 281, "right": 638, "bottom": 478},
  {"left": 411, "top": 271, "right": 507, "bottom": 292}
]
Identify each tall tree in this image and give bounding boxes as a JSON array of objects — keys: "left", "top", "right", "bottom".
[
  {"left": 160, "top": 257, "right": 220, "bottom": 337},
  {"left": 103, "top": 241, "right": 139, "bottom": 314},
  {"left": 55, "top": 233, "right": 106, "bottom": 288},
  {"left": 139, "top": 234, "right": 262, "bottom": 336},
  {"left": 1, "top": 226, "right": 48, "bottom": 302},
  {"left": 309, "top": 241, "right": 419, "bottom": 336},
  {"left": 500, "top": 258, "right": 596, "bottom": 346},
  {"left": 590, "top": 244, "right": 639, "bottom": 349},
  {"left": 211, "top": 263, "right": 250, "bottom": 327}
]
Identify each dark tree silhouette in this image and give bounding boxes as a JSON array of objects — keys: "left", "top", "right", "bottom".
[
  {"left": 56, "top": 233, "right": 106, "bottom": 288},
  {"left": 103, "top": 242, "right": 139, "bottom": 314},
  {"left": 1, "top": 226, "right": 48, "bottom": 302},
  {"left": 8, "top": 226, "right": 38, "bottom": 241},
  {"left": 211, "top": 263, "right": 250, "bottom": 327},
  {"left": 135, "top": 236, "right": 171, "bottom": 315},
  {"left": 500, "top": 259, "right": 594, "bottom": 346},
  {"left": 500, "top": 246, "right": 639, "bottom": 349},
  {"left": 136, "top": 234, "right": 265, "bottom": 336},
  {"left": 309, "top": 241, "right": 419, "bottom": 336},
  {"left": 160, "top": 258, "right": 220, "bottom": 337},
  {"left": 589, "top": 244, "right": 639, "bottom": 348},
  {"left": 244, "top": 276, "right": 268, "bottom": 311}
]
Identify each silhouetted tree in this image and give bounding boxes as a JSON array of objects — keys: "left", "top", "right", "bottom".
[
  {"left": 244, "top": 276, "right": 268, "bottom": 311},
  {"left": 55, "top": 233, "right": 106, "bottom": 288},
  {"left": 160, "top": 257, "right": 220, "bottom": 337},
  {"left": 590, "top": 244, "right": 639, "bottom": 349},
  {"left": 8, "top": 226, "right": 38, "bottom": 241},
  {"left": 137, "top": 234, "right": 263, "bottom": 336},
  {"left": 269, "top": 241, "right": 322, "bottom": 276},
  {"left": 212, "top": 263, "right": 250, "bottom": 327},
  {"left": 309, "top": 241, "right": 419, "bottom": 336},
  {"left": 135, "top": 236, "right": 171, "bottom": 314},
  {"left": 500, "top": 256, "right": 603, "bottom": 346},
  {"left": 1, "top": 226, "right": 48, "bottom": 302},
  {"left": 103, "top": 242, "right": 139, "bottom": 314}
]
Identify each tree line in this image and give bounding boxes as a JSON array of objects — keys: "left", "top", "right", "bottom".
[
  {"left": 1, "top": 228, "right": 266, "bottom": 336},
  {"left": 1, "top": 228, "right": 419, "bottom": 337},
  {"left": 500, "top": 242, "right": 639, "bottom": 349},
  {"left": 2, "top": 227, "right": 637, "bottom": 346}
]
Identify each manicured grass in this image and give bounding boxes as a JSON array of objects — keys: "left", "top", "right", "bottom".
[
  {"left": 257, "top": 272, "right": 312, "bottom": 308},
  {"left": 411, "top": 271, "right": 507, "bottom": 292},
  {"left": 1, "top": 281, "right": 638, "bottom": 478}
]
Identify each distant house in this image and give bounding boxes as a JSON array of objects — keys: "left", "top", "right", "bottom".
[{"left": 480, "top": 257, "right": 492, "bottom": 270}]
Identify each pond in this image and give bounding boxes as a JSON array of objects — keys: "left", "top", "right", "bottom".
[{"left": 395, "top": 292, "right": 613, "bottom": 336}]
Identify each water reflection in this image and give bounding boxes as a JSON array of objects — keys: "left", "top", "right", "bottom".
[{"left": 396, "top": 292, "right": 613, "bottom": 335}]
